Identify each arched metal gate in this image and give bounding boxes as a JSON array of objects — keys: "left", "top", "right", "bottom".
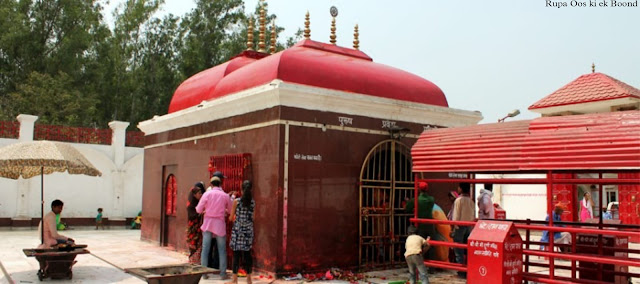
[{"left": 359, "top": 139, "right": 414, "bottom": 269}]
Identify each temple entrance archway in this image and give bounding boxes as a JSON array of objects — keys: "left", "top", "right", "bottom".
[{"left": 359, "top": 139, "right": 414, "bottom": 269}]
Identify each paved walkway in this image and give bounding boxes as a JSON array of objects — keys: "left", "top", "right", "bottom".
[
  {"left": 0, "top": 229, "right": 464, "bottom": 284},
  {"left": 1, "top": 228, "right": 637, "bottom": 283}
]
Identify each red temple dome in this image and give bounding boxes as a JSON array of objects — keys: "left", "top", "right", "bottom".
[
  {"left": 168, "top": 40, "right": 448, "bottom": 113},
  {"left": 168, "top": 51, "right": 267, "bottom": 113}
]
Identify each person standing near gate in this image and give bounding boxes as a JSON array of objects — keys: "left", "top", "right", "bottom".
[
  {"left": 186, "top": 182, "right": 206, "bottom": 264},
  {"left": 451, "top": 182, "right": 474, "bottom": 278},
  {"left": 197, "top": 175, "right": 233, "bottom": 279},
  {"left": 228, "top": 180, "right": 256, "bottom": 284},
  {"left": 405, "top": 182, "right": 437, "bottom": 261},
  {"left": 405, "top": 225, "right": 431, "bottom": 284},
  {"left": 204, "top": 170, "right": 226, "bottom": 269},
  {"left": 207, "top": 171, "right": 226, "bottom": 191},
  {"left": 477, "top": 183, "right": 495, "bottom": 219}
]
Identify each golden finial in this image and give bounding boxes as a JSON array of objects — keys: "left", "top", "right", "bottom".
[
  {"left": 353, "top": 24, "right": 359, "bottom": 50},
  {"left": 270, "top": 20, "right": 277, "bottom": 54},
  {"left": 330, "top": 17, "right": 337, "bottom": 45},
  {"left": 304, "top": 11, "right": 310, "bottom": 39},
  {"left": 258, "top": 0, "right": 267, "bottom": 52},
  {"left": 329, "top": 6, "right": 338, "bottom": 45},
  {"left": 592, "top": 62, "right": 595, "bottom": 73},
  {"left": 246, "top": 17, "right": 255, "bottom": 51}
]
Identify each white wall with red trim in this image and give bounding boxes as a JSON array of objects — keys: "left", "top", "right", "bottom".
[{"left": 0, "top": 114, "right": 143, "bottom": 224}]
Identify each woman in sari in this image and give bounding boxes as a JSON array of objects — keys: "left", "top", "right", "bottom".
[
  {"left": 580, "top": 191, "right": 594, "bottom": 222},
  {"left": 186, "top": 182, "right": 206, "bottom": 264}
]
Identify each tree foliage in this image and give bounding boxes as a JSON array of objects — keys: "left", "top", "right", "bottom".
[{"left": 0, "top": 0, "right": 299, "bottom": 129}]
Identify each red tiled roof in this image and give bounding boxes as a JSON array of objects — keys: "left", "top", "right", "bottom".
[
  {"left": 529, "top": 72, "right": 640, "bottom": 110},
  {"left": 411, "top": 111, "right": 640, "bottom": 172}
]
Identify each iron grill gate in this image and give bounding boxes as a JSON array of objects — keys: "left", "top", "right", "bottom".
[{"left": 359, "top": 140, "right": 414, "bottom": 269}]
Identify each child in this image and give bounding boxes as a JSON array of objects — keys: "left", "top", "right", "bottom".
[
  {"left": 405, "top": 225, "right": 431, "bottom": 284},
  {"left": 227, "top": 180, "right": 255, "bottom": 284},
  {"left": 132, "top": 212, "right": 142, "bottom": 229},
  {"left": 95, "top": 208, "right": 104, "bottom": 230}
]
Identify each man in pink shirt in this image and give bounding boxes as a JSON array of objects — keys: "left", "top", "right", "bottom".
[{"left": 196, "top": 175, "right": 233, "bottom": 279}]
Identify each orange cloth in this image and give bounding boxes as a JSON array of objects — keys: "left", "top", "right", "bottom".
[{"left": 432, "top": 209, "right": 452, "bottom": 261}]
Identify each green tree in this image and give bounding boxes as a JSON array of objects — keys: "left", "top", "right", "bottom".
[
  {"left": 132, "top": 14, "right": 182, "bottom": 121},
  {"left": 0, "top": 0, "right": 108, "bottom": 125},
  {"left": 9, "top": 71, "right": 97, "bottom": 126},
  {"left": 178, "top": 0, "right": 294, "bottom": 78},
  {"left": 96, "top": 0, "right": 167, "bottom": 125},
  {"left": 0, "top": 0, "right": 29, "bottom": 104},
  {"left": 178, "top": 0, "right": 245, "bottom": 77},
  {"left": 1, "top": 0, "right": 301, "bottom": 128},
  {"left": 285, "top": 28, "right": 303, "bottom": 48}
]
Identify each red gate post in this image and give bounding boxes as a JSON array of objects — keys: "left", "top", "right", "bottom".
[{"left": 467, "top": 220, "right": 523, "bottom": 284}]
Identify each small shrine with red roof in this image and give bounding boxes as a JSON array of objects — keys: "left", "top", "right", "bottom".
[
  {"left": 529, "top": 64, "right": 640, "bottom": 116},
  {"left": 137, "top": 3, "right": 481, "bottom": 274}
]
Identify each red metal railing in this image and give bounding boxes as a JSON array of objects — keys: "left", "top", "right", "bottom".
[
  {"left": 410, "top": 172, "right": 640, "bottom": 283},
  {"left": 35, "top": 124, "right": 112, "bottom": 145},
  {"left": 0, "top": 121, "right": 19, "bottom": 139}
]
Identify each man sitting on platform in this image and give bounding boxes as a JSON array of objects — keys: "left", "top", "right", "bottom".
[
  {"left": 540, "top": 204, "right": 571, "bottom": 252},
  {"left": 38, "top": 199, "right": 74, "bottom": 248}
]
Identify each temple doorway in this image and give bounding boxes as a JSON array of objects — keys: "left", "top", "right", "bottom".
[{"left": 359, "top": 139, "right": 414, "bottom": 269}]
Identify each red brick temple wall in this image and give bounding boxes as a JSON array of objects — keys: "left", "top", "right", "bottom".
[{"left": 140, "top": 105, "right": 445, "bottom": 273}]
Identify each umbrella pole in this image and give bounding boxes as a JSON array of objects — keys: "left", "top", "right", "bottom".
[{"left": 41, "top": 166, "right": 44, "bottom": 245}]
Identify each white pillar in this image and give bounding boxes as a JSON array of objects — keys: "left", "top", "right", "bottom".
[
  {"left": 15, "top": 114, "right": 38, "bottom": 219},
  {"left": 17, "top": 114, "right": 38, "bottom": 142},
  {"left": 109, "top": 121, "right": 129, "bottom": 168},
  {"left": 108, "top": 121, "right": 129, "bottom": 221}
]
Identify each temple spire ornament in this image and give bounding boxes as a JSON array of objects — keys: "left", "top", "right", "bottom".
[
  {"left": 592, "top": 62, "right": 595, "bottom": 73},
  {"left": 304, "top": 11, "right": 311, "bottom": 39},
  {"left": 353, "top": 24, "right": 359, "bottom": 50},
  {"left": 258, "top": 0, "right": 267, "bottom": 52},
  {"left": 246, "top": 17, "right": 255, "bottom": 51},
  {"left": 270, "top": 20, "right": 277, "bottom": 54},
  {"left": 330, "top": 18, "right": 336, "bottom": 44},
  {"left": 329, "top": 6, "right": 338, "bottom": 45}
]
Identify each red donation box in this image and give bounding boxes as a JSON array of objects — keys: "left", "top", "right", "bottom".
[
  {"left": 494, "top": 203, "right": 506, "bottom": 220},
  {"left": 468, "top": 220, "right": 523, "bottom": 284}
]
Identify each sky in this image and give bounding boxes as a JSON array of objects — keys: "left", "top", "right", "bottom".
[{"left": 106, "top": 0, "right": 640, "bottom": 123}]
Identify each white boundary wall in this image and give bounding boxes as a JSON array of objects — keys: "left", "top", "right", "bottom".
[
  {"left": 0, "top": 115, "right": 143, "bottom": 222},
  {"left": 475, "top": 174, "right": 548, "bottom": 221}
]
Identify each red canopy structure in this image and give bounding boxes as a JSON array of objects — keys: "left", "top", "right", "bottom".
[
  {"left": 412, "top": 111, "right": 640, "bottom": 172},
  {"left": 410, "top": 110, "right": 640, "bottom": 283}
]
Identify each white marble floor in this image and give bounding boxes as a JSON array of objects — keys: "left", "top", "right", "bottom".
[{"left": 2, "top": 228, "right": 635, "bottom": 283}]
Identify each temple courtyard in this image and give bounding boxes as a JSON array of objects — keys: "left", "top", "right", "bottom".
[
  {"left": 0, "top": 228, "right": 637, "bottom": 283},
  {"left": 0, "top": 228, "right": 466, "bottom": 284}
]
